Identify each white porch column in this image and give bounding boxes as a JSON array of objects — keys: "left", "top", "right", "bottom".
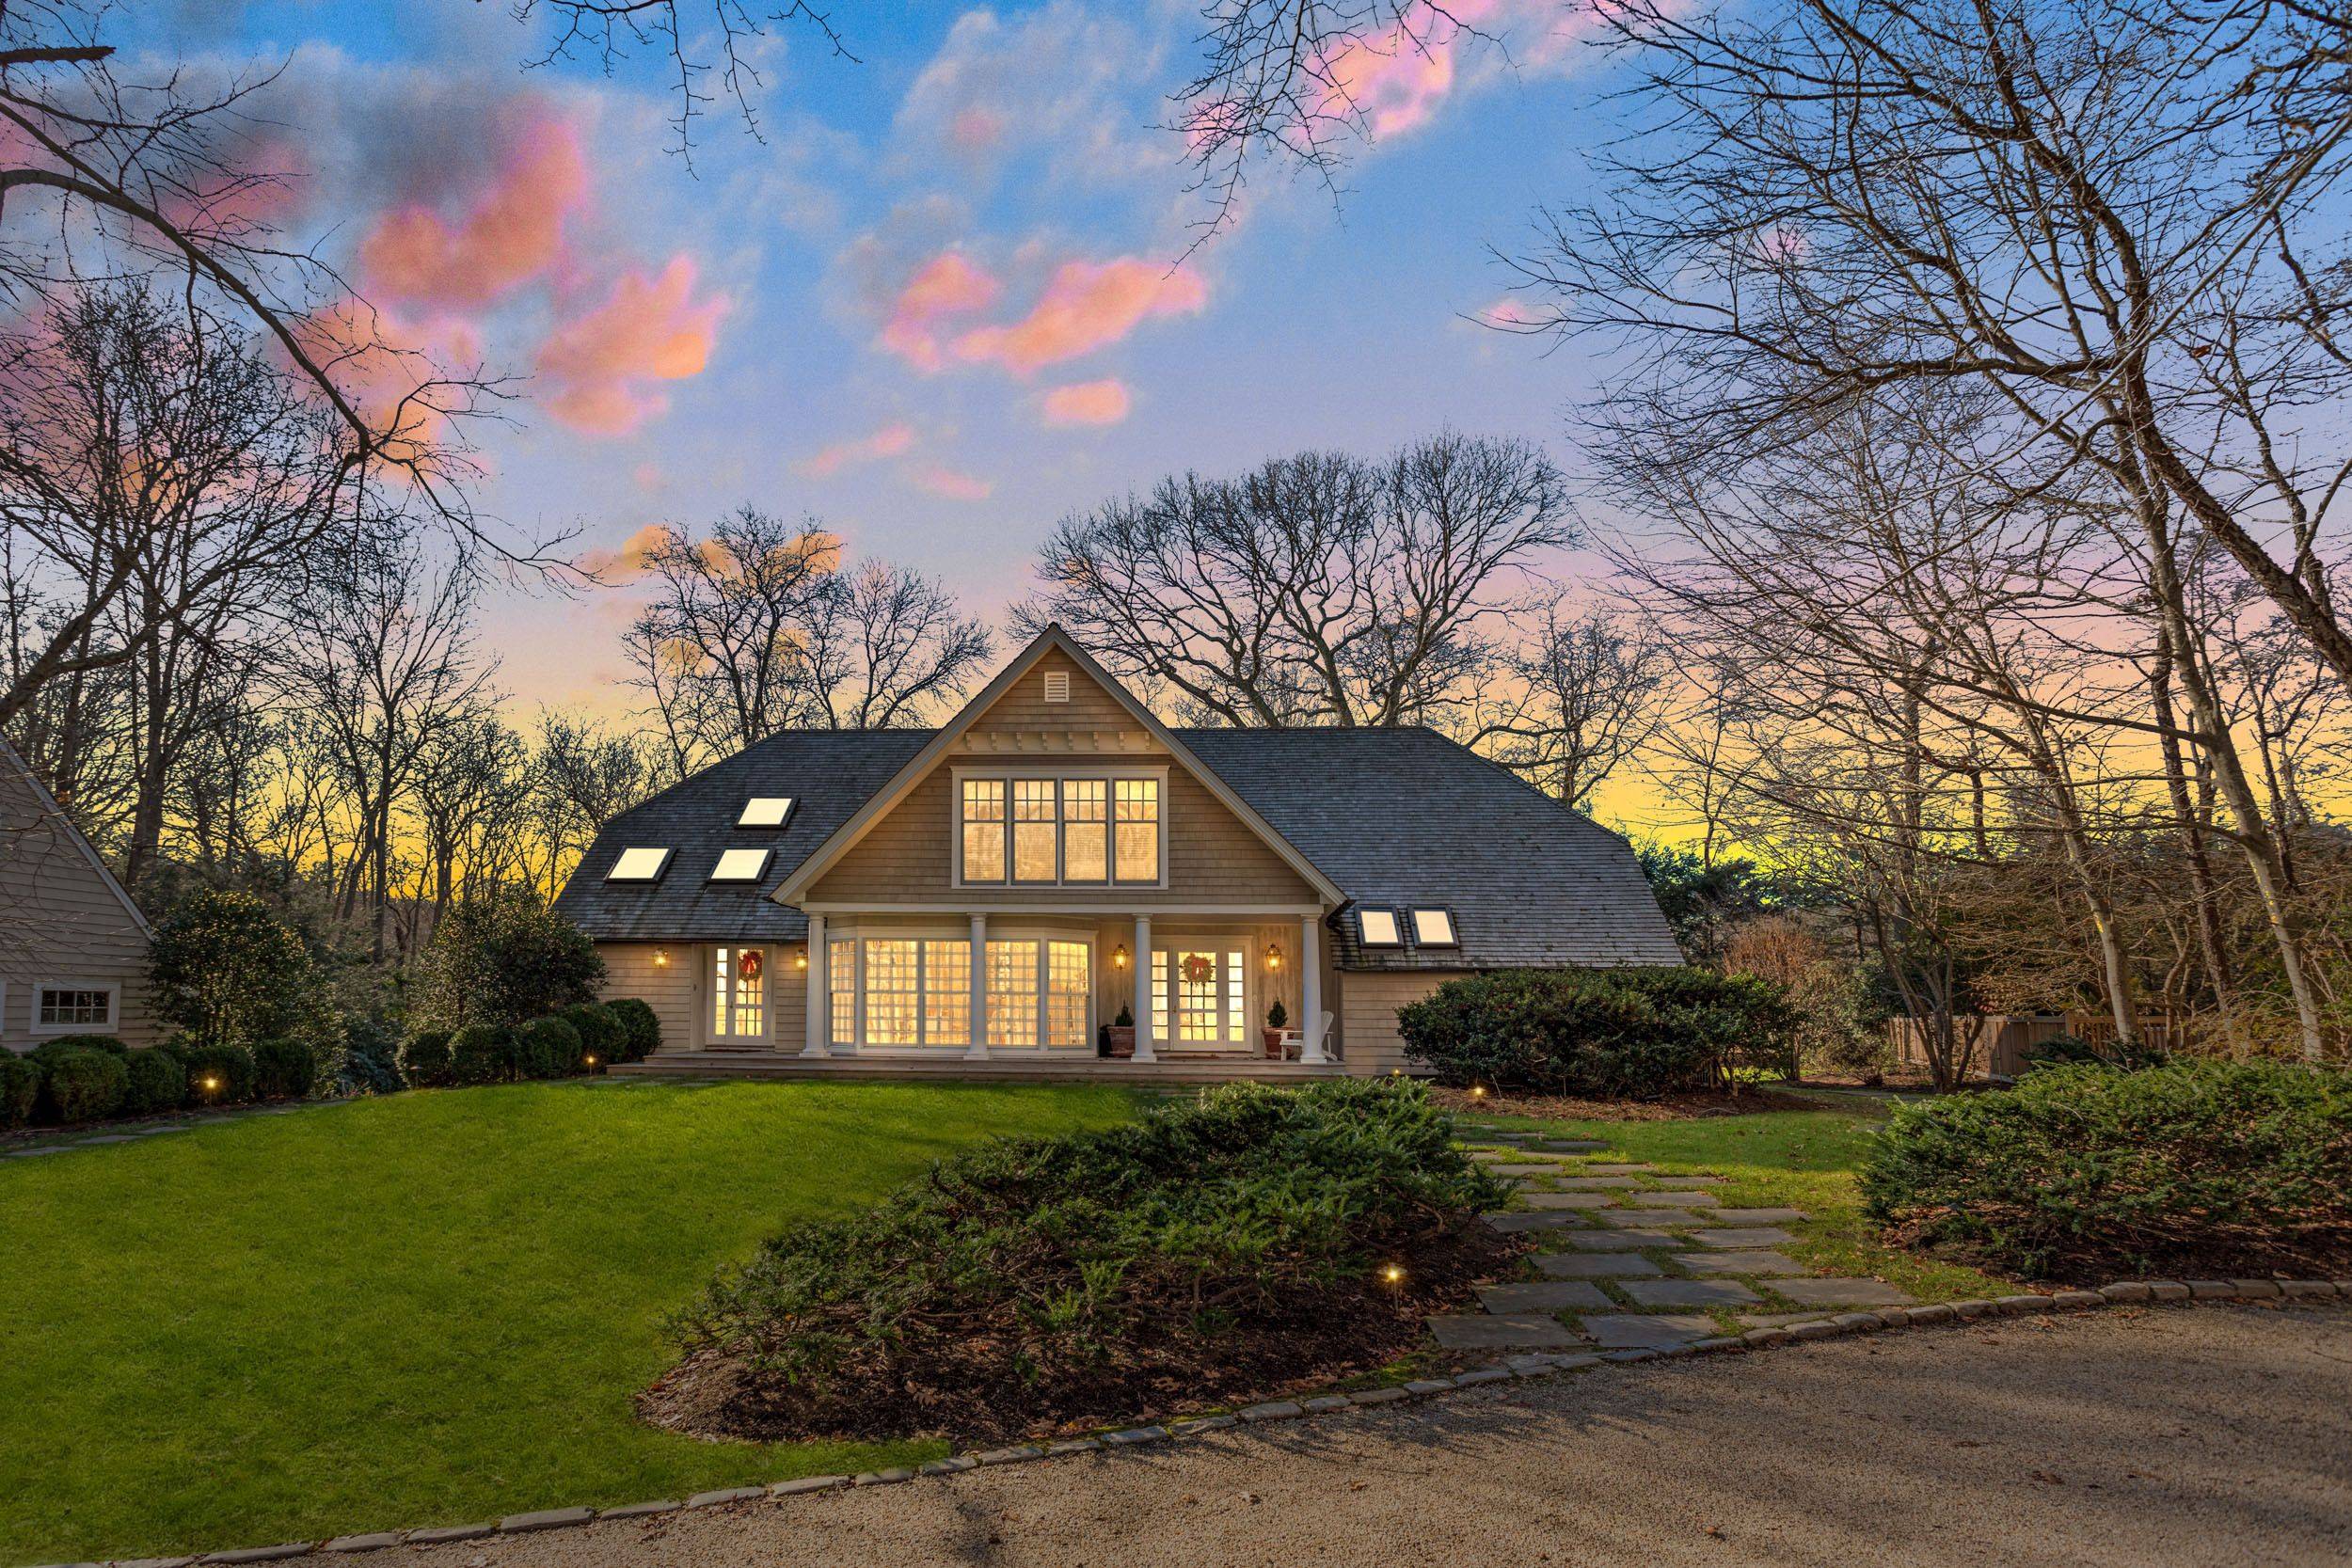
[
  {"left": 1132, "top": 913, "right": 1155, "bottom": 1062},
  {"left": 966, "top": 913, "right": 990, "bottom": 1060},
  {"left": 801, "top": 912, "right": 829, "bottom": 1057},
  {"left": 1299, "top": 912, "right": 1327, "bottom": 1063}
]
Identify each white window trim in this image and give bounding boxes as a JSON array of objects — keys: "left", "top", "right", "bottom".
[
  {"left": 33, "top": 979, "right": 120, "bottom": 1036},
  {"left": 824, "top": 922, "right": 1095, "bottom": 1053},
  {"left": 949, "top": 765, "right": 1168, "bottom": 891},
  {"left": 1147, "top": 938, "right": 1256, "bottom": 1052}
]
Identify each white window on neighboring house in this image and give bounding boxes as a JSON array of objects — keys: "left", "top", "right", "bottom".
[
  {"left": 1411, "top": 909, "right": 1458, "bottom": 947},
  {"left": 1357, "top": 909, "right": 1402, "bottom": 947},
  {"left": 608, "top": 846, "right": 672, "bottom": 881},
  {"left": 737, "top": 796, "right": 794, "bottom": 828},
  {"left": 38, "top": 984, "right": 118, "bottom": 1033},
  {"left": 709, "top": 847, "right": 771, "bottom": 882}
]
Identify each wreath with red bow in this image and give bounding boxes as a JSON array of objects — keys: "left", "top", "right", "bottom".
[{"left": 1180, "top": 953, "right": 1215, "bottom": 984}]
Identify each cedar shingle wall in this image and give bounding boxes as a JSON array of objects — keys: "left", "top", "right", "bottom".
[
  {"left": 0, "top": 757, "right": 156, "bottom": 1052},
  {"left": 596, "top": 940, "right": 808, "bottom": 1054},
  {"left": 1334, "top": 969, "right": 1465, "bottom": 1075}
]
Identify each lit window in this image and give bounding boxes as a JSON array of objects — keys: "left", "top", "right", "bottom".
[
  {"left": 961, "top": 779, "right": 1005, "bottom": 882},
  {"left": 608, "top": 847, "right": 671, "bottom": 881},
  {"left": 828, "top": 939, "right": 855, "bottom": 1046},
  {"left": 711, "top": 947, "right": 766, "bottom": 1038},
  {"left": 858, "top": 939, "right": 971, "bottom": 1048},
  {"left": 1412, "top": 909, "right": 1457, "bottom": 946},
  {"left": 924, "top": 939, "right": 972, "bottom": 1047},
  {"left": 710, "top": 847, "right": 771, "bottom": 882},
  {"left": 1012, "top": 779, "right": 1058, "bottom": 883},
  {"left": 1046, "top": 941, "right": 1090, "bottom": 1048},
  {"left": 1113, "top": 778, "right": 1159, "bottom": 883},
  {"left": 1063, "top": 780, "right": 1107, "bottom": 881},
  {"left": 1357, "top": 909, "right": 1402, "bottom": 946},
  {"left": 38, "top": 987, "right": 113, "bottom": 1029},
  {"left": 987, "top": 940, "right": 1041, "bottom": 1047},
  {"left": 738, "top": 797, "right": 794, "bottom": 828},
  {"left": 865, "top": 939, "right": 921, "bottom": 1045}
]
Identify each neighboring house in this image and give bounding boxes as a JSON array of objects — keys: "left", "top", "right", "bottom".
[
  {"left": 553, "top": 626, "right": 1678, "bottom": 1079},
  {"left": 0, "top": 737, "right": 156, "bottom": 1053}
]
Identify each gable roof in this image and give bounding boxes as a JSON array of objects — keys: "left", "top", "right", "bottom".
[
  {"left": 1174, "top": 727, "right": 1681, "bottom": 970},
  {"left": 0, "top": 736, "right": 151, "bottom": 939},
  {"left": 771, "top": 626, "right": 1345, "bottom": 907}
]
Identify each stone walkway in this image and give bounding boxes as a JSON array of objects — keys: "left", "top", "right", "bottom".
[
  {"left": 1431, "top": 1121, "right": 1916, "bottom": 1353},
  {"left": 1, "top": 1100, "right": 324, "bottom": 1158}
]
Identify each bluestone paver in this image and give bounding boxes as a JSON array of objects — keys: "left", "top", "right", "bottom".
[
  {"left": 1535, "top": 1251, "right": 1665, "bottom": 1278},
  {"left": 1477, "top": 1280, "right": 1614, "bottom": 1314},
  {"left": 1565, "top": 1228, "right": 1679, "bottom": 1250},
  {"left": 1702, "top": 1207, "right": 1809, "bottom": 1226},
  {"left": 1428, "top": 1313, "right": 1584, "bottom": 1351},
  {"left": 1524, "top": 1190, "right": 1615, "bottom": 1210},
  {"left": 1674, "top": 1250, "right": 1807, "bottom": 1276},
  {"left": 1622, "top": 1277, "right": 1764, "bottom": 1308},
  {"left": 1581, "top": 1313, "right": 1717, "bottom": 1349},
  {"left": 1690, "top": 1227, "right": 1799, "bottom": 1249}
]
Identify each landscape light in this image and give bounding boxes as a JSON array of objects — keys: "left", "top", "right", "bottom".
[
  {"left": 1470, "top": 1084, "right": 1487, "bottom": 1099},
  {"left": 1381, "top": 1263, "right": 1405, "bottom": 1286},
  {"left": 201, "top": 1075, "right": 221, "bottom": 1092},
  {"left": 583, "top": 1054, "right": 596, "bottom": 1067}
]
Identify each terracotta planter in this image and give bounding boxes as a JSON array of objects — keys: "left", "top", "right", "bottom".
[
  {"left": 1263, "top": 1028, "right": 1288, "bottom": 1059},
  {"left": 1105, "top": 1026, "right": 1136, "bottom": 1058}
]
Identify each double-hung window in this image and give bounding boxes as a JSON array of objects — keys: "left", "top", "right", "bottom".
[
  {"left": 856, "top": 938, "right": 971, "bottom": 1047},
  {"left": 957, "top": 774, "right": 1161, "bottom": 885}
]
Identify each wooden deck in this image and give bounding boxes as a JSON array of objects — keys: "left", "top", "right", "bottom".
[{"left": 612, "top": 1050, "right": 1353, "bottom": 1084}]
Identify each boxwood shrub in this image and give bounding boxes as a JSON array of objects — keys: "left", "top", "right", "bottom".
[
  {"left": 40, "top": 1049, "right": 128, "bottom": 1123},
  {"left": 560, "top": 1003, "right": 624, "bottom": 1069},
  {"left": 606, "top": 997, "right": 660, "bottom": 1062},
  {"left": 0, "top": 1053, "right": 40, "bottom": 1128},
  {"left": 1861, "top": 1058, "right": 2352, "bottom": 1280},
  {"left": 1398, "top": 965, "right": 1799, "bottom": 1097},
  {"left": 169, "top": 1040, "right": 258, "bottom": 1105},
  {"left": 401, "top": 1028, "right": 455, "bottom": 1087},
  {"left": 120, "top": 1049, "right": 187, "bottom": 1117},
  {"left": 251, "top": 1037, "right": 317, "bottom": 1101},
  {"left": 670, "top": 1078, "right": 1511, "bottom": 1441},
  {"left": 517, "top": 1015, "right": 583, "bottom": 1079},
  {"left": 450, "top": 1023, "right": 516, "bottom": 1085},
  {"left": 35, "top": 1034, "right": 127, "bottom": 1057}
]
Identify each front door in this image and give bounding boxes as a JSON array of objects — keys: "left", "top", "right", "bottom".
[
  {"left": 1152, "top": 945, "right": 1248, "bottom": 1050},
  {"left": 709, "top": 945, "right": 769, "bottom": 1048}
]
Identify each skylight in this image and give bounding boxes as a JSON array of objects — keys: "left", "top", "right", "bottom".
[
  {"left": 710, "top": 847, "right": 772, "bottom": 882},
  {"left": 1412, "top": 908, "right": 1458, "bottom": 946},
  {"left": 738, "top": 796, "right": 794, "bottom": 828},
  {"left": 1357, "top": 909, "right": 1401, "bottom": 946},
  {"left": 607, "top": 847, "right": 671, "bottom": 882}
]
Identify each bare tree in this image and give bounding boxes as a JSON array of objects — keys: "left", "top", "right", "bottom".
[
  {"left": 1471, "top": 598, "right": 1669, "bottom": 806},
  {"left": 1023, "top": 432, "right": 1573, "bottom": 728},
  {"left": 529, "top": 710, "right": 664, "bottom": 899},
  {"left": 797, "top": 559, "right": 994, "bottom": 732}
]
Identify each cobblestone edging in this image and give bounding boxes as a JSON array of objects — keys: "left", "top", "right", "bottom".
[{"left": 32, "top": 1277, "right": 2347, "bottom": 1568}]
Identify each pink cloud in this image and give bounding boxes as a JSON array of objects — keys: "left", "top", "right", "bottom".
[
  {"left": 358, "top": 110, "right": 588, "bottom": 312},
  {"left": 910, "top": 464, "right": 993, "bottom": 501},
  {"left": 953, "top": 258, "right": 1207, "bottom": 374},
  {"left": 1041, "top": 378, "right": 1132, "bottom": 426},
  {"left": 576, "top": 521, "right": 672, "bottom": 579},
  {"left": 798, "top": 420, "right": 918, "bottom": 477},
  {"left": 1309, "top": 0, "right": 1598, "bottom": 141},
  {"left": 537, "top": 256, "right": 729, "bottom": 436},
  {"left": 1477, "top": 294, "right": 1557, "bottom": 328},
  {"left": 880, "top": 252, "right": 1000, "bottom": 372}
]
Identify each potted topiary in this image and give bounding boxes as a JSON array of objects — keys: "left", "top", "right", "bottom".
[
  {"left": 1105, "top": 1005, "right": 1136, "bottom": 1058},
  {"left": 1263, "top": 1000, "right": 1290, "bottom": 1059}
]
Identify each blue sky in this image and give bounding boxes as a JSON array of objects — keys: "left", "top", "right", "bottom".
[{"left": 138, "top": 1, "right": 1637, "bottom": 790}]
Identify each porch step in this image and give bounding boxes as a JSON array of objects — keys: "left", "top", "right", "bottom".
[{"left": 612, "top": 1051, "right": 1353, "bottom": 1085}]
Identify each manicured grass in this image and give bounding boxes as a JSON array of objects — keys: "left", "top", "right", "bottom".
[
  {"left": 0, "top": 1079, "right": 1137, "bottom": 1563},
  {"left": 1467, "top": 1097, "right": 2011, "bottom": 1305}
]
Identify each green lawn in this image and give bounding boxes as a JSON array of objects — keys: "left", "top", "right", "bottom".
[
  {"left": 0, "top": 1080, "right": 1136, "bottom": 1563},
  {"left": 1466, "top": 1096, "right": 2011, "bottom": 1305}
]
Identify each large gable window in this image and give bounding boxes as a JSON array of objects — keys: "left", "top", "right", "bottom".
[{"left": 955, "top": 773, "right": 1164, "bottom": 886}]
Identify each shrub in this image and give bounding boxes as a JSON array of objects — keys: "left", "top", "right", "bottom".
[
  {"left": 1861, "top": 1058, "right": 2352, "bottom": 1280},
  {"left": 35, "top": 1034, "right": 127, "bottom": 1056},
  {"left": 172, "top": 1040, "right": 258, "bottom": 1105},
  {"left": 605, "top": 998, "right": 660, "bottom": 1063},
  {"left": 1397, "top": 966, "right": 1799, "bottom": 1097},
  {"left": 150, "top": 890, "right": 322, "bottom": 1047},
  {"left": 671, "top": 1079, "right": 1510, "bottom": 1441},
  {"left": 560, "top": 1003, "right": 624, "bottom": 1069},
  {"left": 334, "top": 1016, "right": 406, "bottom": 1097},
  {"left": 413, "top": 892, "right": 604, "bottom": 1030},
  {"left": 40, "top": 1049, "right": 128, "bottom": 1123},
  {"left": 251, "top": 1037, "right": 317, "bottom": 1100},
  {"left": 120, "top": 1049, "right": 187, "bottom": 1117},
  {"left": 401, "top": 1028, "right": 455, "bottom": 1087},
  {"left": 450, "top": 1023, "right": 516, "bottom": 1085},
  {"left": 0, "top": 1054, "right": 40, "bottom": 1128},
  {"left": 516, "top": 1016, "right": 583, "bottom": 1079}
]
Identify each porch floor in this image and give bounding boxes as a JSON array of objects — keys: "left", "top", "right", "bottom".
[{"left": 611, "top": 1050, "right": 1351, "bottom": 1084}]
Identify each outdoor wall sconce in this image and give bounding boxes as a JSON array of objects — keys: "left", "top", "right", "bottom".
[
  {"left": 1265, "top": 942, "right": 1283, "bottom": 972},
  {"left": 795, "top": 946, "right": 809, "bottom": 970},
  {"left": 653, "top": 947, "right": 670, "bottom": 967},
  {"left": 1111, "top": 942, "right": 1129, "bottom": 971}
]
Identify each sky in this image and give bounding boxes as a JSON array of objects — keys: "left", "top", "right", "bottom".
[{"left": 134, "top": 1, "right": 1666, "bottom": 832}]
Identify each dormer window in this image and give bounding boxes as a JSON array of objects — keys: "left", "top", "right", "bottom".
[
  {"left": 607, "top": 847, "right": 672, "bottom": 882},
  {"left": 738, "top": 796, "right": 794, "bottom": 828},
  {"left": 710, "top": 847, "right": 772, "bottom": 882},
  {"left": 1411, "top": 908, "right": 1458, "bottom": 946},
  {"left": 1357, "top": 909, "right": 1401, "bottom": 946}
]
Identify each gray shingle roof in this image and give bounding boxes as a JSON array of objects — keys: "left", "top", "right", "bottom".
[{"left": 553, "top": 723, "right": 1679, "bottom": 970}]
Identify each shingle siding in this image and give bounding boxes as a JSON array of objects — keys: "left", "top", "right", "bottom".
[{"left": 0, "top": 741, "right": 158, "bottom": 1052}]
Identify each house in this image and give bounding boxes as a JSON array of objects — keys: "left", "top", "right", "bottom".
[
  {"left": 0, "top": 737, "right": 156, "bottom": 1053},
  {"left": 553, "top": 626, "right": 1678, "bottom": 1079}
]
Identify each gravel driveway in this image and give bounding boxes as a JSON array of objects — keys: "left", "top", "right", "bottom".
[{"left": 354, "top": 1303, "right": 2349, "bottom": 1568}]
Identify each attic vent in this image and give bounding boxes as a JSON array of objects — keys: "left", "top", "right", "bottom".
[{"left": 1043, "top": 670, "right": 1071, "bottom": 703}]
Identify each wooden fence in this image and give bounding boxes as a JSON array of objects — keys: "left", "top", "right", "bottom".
[{"left": 1888, "top": 1011, "right": 2185, "bottom": 1079}]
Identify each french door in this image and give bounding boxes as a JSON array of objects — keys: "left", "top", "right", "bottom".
[
  {"left": 709, "top": 945, "right": 769, "bottom": 1047},
  {"left": 1151, "top": 945, "right": 1248, "bottom": 1050}
]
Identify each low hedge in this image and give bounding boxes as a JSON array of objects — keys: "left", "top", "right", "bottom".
[
  {"left": 517, "top": 1015, "right": 582, "bottom": 1079},
  {"left": 1398, "top": 965, "right": 1800, "bottom": 1097},
  {"left": 1861, "top": 1058, "right": 2352, "bottom": 1281},
  {"left": 252, "top": 1037, "right": 317, "bottom": 1101},
  {"left": 1, "top": 1053, "right": 43, "bottom": 1127},
  {"left": 120, "top": 1049, "right": 187, "bottom": 1117},
  {"left": 606, "top": 997, "right": 660, "bottom": 1062},
  {"left": 665, "top": 1078, "right": 1511, "bottom": 1442},
  {"left": 401, "top": 1029, "right": 455, "bottom": 1087},
  {"left": 451, "top": 1023, "right": 516, "bottom": 1085},
  {"left": 169, "top": 1040, "right": 257, "bottom": 1105},
  {"left": 560, "top": 1003, "right": 624, "bottom": 1070},
  {"left": 40, "top": 1049, "right": 128, "bottom": 1123}
]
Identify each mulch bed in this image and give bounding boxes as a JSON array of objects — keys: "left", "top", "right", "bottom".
[
  {"left": 640, "top": 1219, "right": 1525, "bottom": 1447},
  {"left": 1429, "top": 1085, "right": 1823, "bottom": 1122}
]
